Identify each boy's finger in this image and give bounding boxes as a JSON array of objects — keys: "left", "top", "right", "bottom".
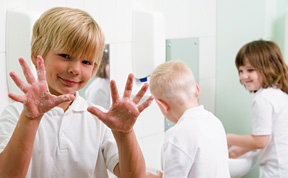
[
  {"left": 87, "top": 106, "right": 107, "bottom": 123},
  {"left": 54, "top": 94, "right": 75, "bottom": 106},
  {"left": 137, "top": 95, "right": 154, "bottom": 113},
  {"left": 19, "top": 58, "right": 36, "bottom": 84},
  {"left": 110, "top": 80, "right": 120, "bottom": 103},
  {"left": 37, "top": 56, "right": 46, "bottom": 81},
  {"left": 132, "top": 82, "right": 149, "bottom": 104},
  {"left": 8, "top": 93, "right": 27, "bottom": 104},
  {"left": 123, "top": 73, "right": 133, "bottom": 98},
  {"left": 9, "top": 72, "right": 28, "bottom": 93}
]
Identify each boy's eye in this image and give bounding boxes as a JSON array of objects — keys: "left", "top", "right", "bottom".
[
  {"left": 59, "top": 54, "right": 70, "bottom": 59},
  {"left": 238, "top": 69, "right": 243, "bottom": 73},
  {"left": 82, "top": 60, "right": 92, "bottom": 65}
]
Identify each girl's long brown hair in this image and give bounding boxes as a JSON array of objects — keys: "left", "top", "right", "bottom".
[{"left": 235, "top": 39, "right": 288, "bottom": 94}]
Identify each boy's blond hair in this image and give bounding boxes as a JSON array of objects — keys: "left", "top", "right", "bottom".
[
  {"left": 31, "top": 7, "right": 105, "bottom": 75},
  {"left": 150, "top": 60, "right": 197, "bottom": 104}
]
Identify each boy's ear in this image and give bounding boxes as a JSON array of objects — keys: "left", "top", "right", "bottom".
[
  {"left": 156, "top": 99, "right": 169, "bottom": 113},
  {"left": 195, "top": 84, "right": 200, "bottom": 98},
  {"left": 31, "top": 53, "right": 38, "bottom": 66}
]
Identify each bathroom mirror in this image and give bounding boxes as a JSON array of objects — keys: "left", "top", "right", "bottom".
[
  {"left": 79, "top": 44, "right": 110, "bottom": 110},
  {"left": 164, "top": 37, "right": 199, "bottom": 131}
]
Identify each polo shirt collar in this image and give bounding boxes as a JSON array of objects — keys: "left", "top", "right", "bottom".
[
  {"left": 179, "top": 105, "right": 205, "bottom": 122},
  {"left": 68, "top": 92, "right": 88, "bottom": 112}
]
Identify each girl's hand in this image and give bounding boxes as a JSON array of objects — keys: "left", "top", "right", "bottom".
[
  {"left": 229, "top": 146, "right": 253, "bottom": 159},
  {"left": 8, "top": 56, "right": 75, "bottom": 119},
  {"left": 88, "top": 73, "right": 154, "bottom": 133}
]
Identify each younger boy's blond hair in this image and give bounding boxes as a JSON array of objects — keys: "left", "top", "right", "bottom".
[
  {"left": 150, "top": 60, "right": 197, "bottom": 105},
  {"left": 31, "top": 7, "right": 105, "bottom": 75}
]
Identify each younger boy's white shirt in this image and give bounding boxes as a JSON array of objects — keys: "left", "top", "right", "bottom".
[
  {"left": 0, "top": 92, "right": 119, "bottom": 178},
  {"left": 162, "top": 105, "right": 230, "bottom": 178},
  {"left": 251, "top": 87, "right": 288, "bottom": 177}
]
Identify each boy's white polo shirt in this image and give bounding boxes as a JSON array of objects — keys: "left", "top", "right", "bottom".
[
  {"left": 162, "top": 105, "right": 230, "bottom": 178},
  {"left": 0, "top": 92, "right": 119, "bottom": 178}
]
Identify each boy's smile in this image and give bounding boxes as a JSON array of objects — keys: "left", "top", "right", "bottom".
[
  {"left": 58, "top": 76, "right": 81, "bottom": 87},
  {"left": 238, "top": 61, "right": 262, "bottom": 92},
  {"left": 42, "top": 49, "right": 94, "bottom": 96}
]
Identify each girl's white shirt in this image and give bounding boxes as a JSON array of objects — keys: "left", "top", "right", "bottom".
[{"left": 252, "top": 87, "right": 288, "bottom": 177}]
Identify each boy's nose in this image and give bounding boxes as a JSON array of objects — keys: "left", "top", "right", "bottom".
[{"left": 68, "top": 62, "right": 81, "bottom": 75}]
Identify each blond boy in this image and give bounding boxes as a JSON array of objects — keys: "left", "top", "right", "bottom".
[
  {"left": 146, "top": 60, "right": 230, "bottom": 178},
  {"left": 0, "top": 7, "right": 153, "bottom": 178}
]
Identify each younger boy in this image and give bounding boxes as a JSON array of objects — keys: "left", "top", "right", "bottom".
[
  {"left": 146, "top": 60, "right": 230, "bottom": 178},
  {"left": 0, "top": 7, "right": 153, "bottom": 178}
]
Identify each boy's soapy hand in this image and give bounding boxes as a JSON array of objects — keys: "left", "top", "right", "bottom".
[
  {"left": 88, "top": 73, "right": 154, "bottom": 133},
  {"left": 8, "top": 56, "right": 75, "bottom": 119}
]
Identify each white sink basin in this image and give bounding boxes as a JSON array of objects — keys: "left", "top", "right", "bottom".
[{"left": 229, "top": 150, "right": 260, "bottom": 178}]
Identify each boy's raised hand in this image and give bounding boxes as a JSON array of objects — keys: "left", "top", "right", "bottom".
[
  {"left": 88, "top": 73, "right": 154, "bottom": 133},
  {"left": 8, "top": 56, "right": 75, "bottom": 119}
]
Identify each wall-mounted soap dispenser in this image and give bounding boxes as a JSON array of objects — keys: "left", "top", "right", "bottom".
[
  {"left": 6, "top": 8, "right": 41, "bottom": 97},
  {"left": 132, "top": 10, "right": 166, "bottom": 82}
]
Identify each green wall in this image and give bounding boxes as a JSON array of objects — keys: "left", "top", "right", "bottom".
[{"left": 268, "top": 1, "right": 288, "bottom": 53}]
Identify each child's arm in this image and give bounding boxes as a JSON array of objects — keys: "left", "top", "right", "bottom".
[
  {"left": 227, "top": 133, "right": 270, "bottom": 150},
  {"left": 0, "top": 57, "right": 74, "bottom": 178},
  {"left": 88, "top": 73, "right": 154, "bottom": 178},
  {"left": 228, "top": 146, "right": 253, "bottom": 158}
]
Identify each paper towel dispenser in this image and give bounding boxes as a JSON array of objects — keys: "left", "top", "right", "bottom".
[{"left": 132, "top": 10, "right": 166, "bottom": 82}]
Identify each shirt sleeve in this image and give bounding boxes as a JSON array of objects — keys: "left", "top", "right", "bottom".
[
  {"left": 251, "top": 95, "right": 273, "bottom": 135},
  {"left": 162, "top": 142, "right": 194, "bottom": 178},
  {"left": 0, "top": 103, "right": 22, "bottom": 153},
  {"left": 101, "top": 126, "right": 119, "bottom": 173}
]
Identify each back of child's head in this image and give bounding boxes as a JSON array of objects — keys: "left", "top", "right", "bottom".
[
  {"left": 150, "top": 60, "right": 197, "bottom": 105},
  {"left": 31, "top": 7, "right": 105, "bottom": 74},
  {"left": 235, "top": 39, "right": 288, "bottom": 94}
]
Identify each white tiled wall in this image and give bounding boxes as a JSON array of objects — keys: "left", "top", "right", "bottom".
[
  {"left": 138, "top": 132, "right": 165, "bottom": 171},
  {"left": 114, "top": 0, "right": 133, "bottom": 43},
  {"left": 47, "top": 0, "right": 66, "bottom": 8},
  {"left": 99, "top": 0, "right": 116, "bottom": 43},
  {"left": 198, "top": 78, "right": 216, "bottom": 113},
  {"left": 0, "top": 53, "right": 8, "bottom": 114},
  {"left": 198, "top": 37, "right": 216, "bottom": 113},
  {"left": 0, "top": 0, "right": 217, "bottom": 174},
  {"left": 0, "top": 0, "right": 8, "bottom": 113},
  {"left": 0, "top": 0, "right": 7, "bottom": 53},
  {"left": 199, "top": 37, "right": 216, "bottom": 79},
  {"left": 134, "top": 100, "right": 164, "bottom": 139},
  {"left": 109, "top": 43, "right": 133, "bottom": 92}
]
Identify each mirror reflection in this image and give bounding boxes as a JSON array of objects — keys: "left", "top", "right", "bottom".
[{"left": 82, "top": 44, "right": 110, "bottom": 110}]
